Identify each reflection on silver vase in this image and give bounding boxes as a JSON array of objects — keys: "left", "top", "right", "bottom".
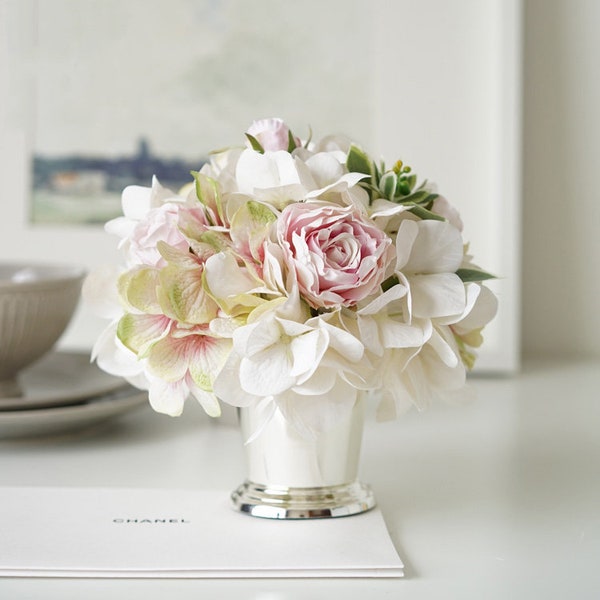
[{"left": 231, "top": 398, "right": 375, "bottom": 519}]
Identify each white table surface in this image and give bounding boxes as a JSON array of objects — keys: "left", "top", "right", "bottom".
[{"left": 1, "top": 356, "right": 599, "bottom": 599}]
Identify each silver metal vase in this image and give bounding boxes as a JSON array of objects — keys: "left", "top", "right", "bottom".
[{"left": 231, "top": 398, "right": 375, "bottom": 519}]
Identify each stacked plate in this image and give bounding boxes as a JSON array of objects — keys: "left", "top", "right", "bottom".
[{"left": 0, "top": 351, "right": 147, "bottom": 439}]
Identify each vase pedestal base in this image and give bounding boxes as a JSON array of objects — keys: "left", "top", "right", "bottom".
[{"left": 231, "top": 479, "right": 376, "bottom": 519}]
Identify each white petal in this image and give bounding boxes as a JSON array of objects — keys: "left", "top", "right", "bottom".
[
  {"left": 92, "top": 321, "right": 144, "bottom": 378},
  {"left": 376, "top": 385, "right": 414, "bottom": 421},
  {"left": 319, "top": 321, "right": 364, "bottom": 363},
  {"left": 292, "top": 366, "right": 337, "bottom": 395},
  {"left": 121, "top": 184, "right": 153, "bottom": 220},
  {"left": 410, "top": 273, "right": 466, "bottom": 318},
  {"left": 289, "top": 329, "right": 327, "bottom": 380},
  {"left": 453, "top": 284, "right": 499, "bottom": 333},
  {"left": 82, "top": 265, "right": 122, "bottom": 319},
  {"left": 205, "top": 252, "right": 258, "bottom": 298},
  {"left": 405, "top": 220, "right": 464, "bottom": 274},
  {"left": 381, "top": 320, "right": 428, "bottom": 349},
  {"left": 147, "top": 377, "right": 187, "bottom": 416},
  {"left": 234, "top": 317, "right": 280, "bottom": 357},
  {"left": 276, "top": 380, "right": 358, "bottom": 436},
  {"left": 104, "top": 216, "right": 135, "bottom": 241},
  {"left": 427, "top": 327, "right": 459, "bottom": 368},
  {"left": 357, "top": 315, "right": 383, "bottom": 355},
  {"left": 212, "top": 352, "right": 259, "bottom": 407},
  {"left": 370, "top": 198, "right": 412, "bottom": 218},
  {"left": 307, "top": 173, "right": 367, "bottom": 198},
  {"left": 235, "top": 149, "right": 300, "bottom": 194},
  {"left": 305, "top": 152, "right": 344, "bottom": 188},
  {"left": 358, "top": 283, "right": 408, "bottom": 315},
  {"left": 395, "top": 220, "right": 419, "bottom": 270},
  {"left": 239, "top": 346, "right": 295, "bottom": 396},
  {"left": 418, "top": 343, "right": 466, "bottom": 393},
  {"left": 189, "top": 385, "right": 222, "bottom": 417}
]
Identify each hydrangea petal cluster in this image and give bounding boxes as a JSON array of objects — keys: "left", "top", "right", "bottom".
[{"left": 85, "top": 117, "right": 498, "bottom": 434}]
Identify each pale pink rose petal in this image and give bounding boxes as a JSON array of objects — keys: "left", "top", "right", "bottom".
[
  {"left": 247, "top": 117, "right": 295, "bottom": 152},
  {"left": 277, "top": 202, "right": 394, "bottom": 309}
]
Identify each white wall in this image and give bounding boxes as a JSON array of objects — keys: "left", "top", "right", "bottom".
[
  {"left": 2, "top": 0, "right": 597, "bottom": 361},
  {"left": 523, "top": 0, "right": 600, "bottom": 358}
]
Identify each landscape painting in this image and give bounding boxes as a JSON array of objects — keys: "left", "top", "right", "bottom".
[{"left": 29, "top": 0, "right": 371, "bottom": 225}]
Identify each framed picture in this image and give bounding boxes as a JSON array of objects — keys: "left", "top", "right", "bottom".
[{"left": 0, "top": 0, "right": 521, "bottom": 372}]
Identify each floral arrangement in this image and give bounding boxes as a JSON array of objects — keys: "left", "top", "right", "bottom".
[{"left": 85, "top": 118, "right": 497, "bottom": 434}]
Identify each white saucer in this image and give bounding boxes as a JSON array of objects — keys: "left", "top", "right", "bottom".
[
  {"left": 0, "top": 386, "right": 148, "bottom": 439},
  {"left": 0, "top": 351, "right": 127, "bottom": 411}
]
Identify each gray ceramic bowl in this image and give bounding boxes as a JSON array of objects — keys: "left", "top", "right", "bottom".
[{"left": 0, "top": 262, "right": 86, "bottom": 397}]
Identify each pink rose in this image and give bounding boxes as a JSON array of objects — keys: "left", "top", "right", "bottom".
[
  {"left": 246, "top": 117, "right": 297, "bottom": 152},
  {"left": 129, "top": 203, "right": 207, "bottom": 267},
  {"left": 277, "top": 202, "right": 394, "bottom": 309}
]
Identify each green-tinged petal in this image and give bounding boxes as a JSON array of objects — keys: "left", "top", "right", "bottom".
[
  {"left": 146, "top": 335, "right": 190, "bottom": 382},
  {"left": 118, "top": 267, "right": 162, "bottom": 313},
  {"left": 117, "top": 313, "right": 171, "bottom": 356},
  {"left": 158, "top": 264, "right": 218, "bottom": 324},
  {"left": 245, "top": 297, "right": 289, "bottom": 323},
  {"left": 194, "top": 230, "right": 230, "bottom": 254},
  {"left": 192, "top": 171, "right": 224, "bottom": 225},
  {"left": 229, "top": 200, "right": 277, "bottom": 261},
  {"left": 187, "top": 336, "right": 232, "bottom": 392},
  {"left": 204, "top": 252, "right": 270, "bottom": 316},
  {"left": 156, "top": 241, "right": 198, "bottom": 268},
  {"left": 209, "top": 315, "right": 247, "bottom": 338}
]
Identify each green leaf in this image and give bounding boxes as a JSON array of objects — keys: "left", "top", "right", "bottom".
[
  {"left": 287, "top": 130, "right": 298, "bottom": 152},
  {"left": 346, "top": 144, "right": 373, "bottom": 176},
  {"left": 405, "top": 173, "right": 417, "bottom": 191},
  {"left": 455, "top": 268, "right": 497, "bottom": 282},
  {"left": 381, "top": 274, "right": 399, "bottom": 293},
  {"left": 407, "top": 204, "right": 446, "bottom": 221},
  {"left": 401, "top": 190, "right": 439, "bottom": 205},
  {"left": 379, "top": 172, "right": 397, "bottom": 200},
  {"left": 303, "top": 125, "right": 313, "bottom": 148},
  {"left": 245, "top": 133, "right": 265, "bottom": 154},
  {"left": 396, "top": 181, "right": 411, "bottom": 196}
]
